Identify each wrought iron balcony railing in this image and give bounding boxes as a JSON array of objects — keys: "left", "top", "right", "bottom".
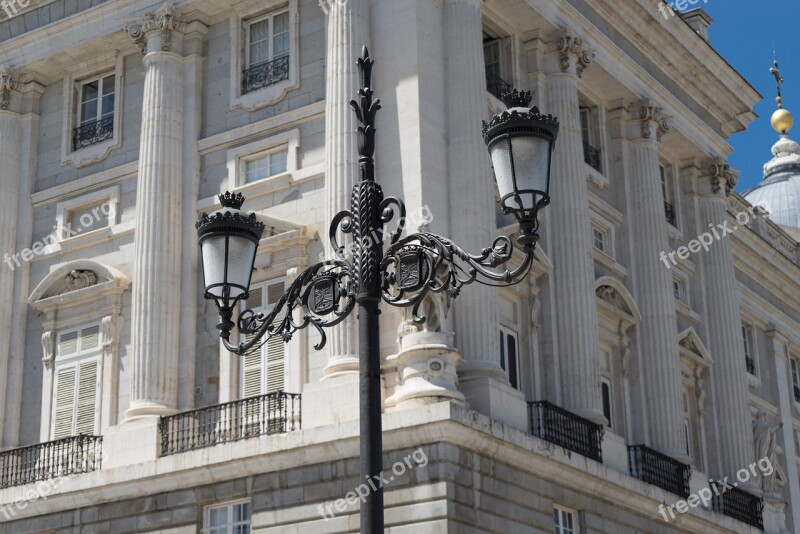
[
  {"left": 242, "top": 55, "right": 290, "bottom": 95},
  {"left": 583, "top": 140, "right": 601, "bottom": 172},
  {"left": 528, "top": 401, "right": 604, "bottom": 463},
  {"left": 72, "top": 116, "right": 114, "bottom": 151},
  {"left": 712, "top": 485, "right": 764, "bottom": 530},
  {"left": 746, "top": 356, "right": 756, "bottom": 375},
  {"left": 664, "top": 201, "right": 677, "bottom": 226},
  {"left": 793, "top": 385, "right": 800, "bottom": 403},
  {"left": 628, "top": 444, "right": 691, "bottom": 498},
  {"left": 0, "top": 434, "right": 103, "bottom": 489},
  {"left": 159, "top": 391, "right": 301, "bottom": 456},
  {"left": 486, "top": 69, "right": 512, "bottom": 101}
]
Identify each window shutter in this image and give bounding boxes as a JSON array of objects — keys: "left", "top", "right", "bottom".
[
  {"left": 53, "top": 367, "right": 77, "bottom": 439},
  {"left": 75, "top": 360, "right": 99, "bottom": 435},
  {"left": 246, "top": 286, "right": 264, "bottom": 311},
  {"left": 58, "top": 332, "right": 79, "bottom": 356},
  {"left": 265, "top": 336, "right": 285, "bottom": 394},
  {"left": 81, "top": 326, "right": 100, "bottom": 351},
  {"left": 267, "top": 282, "right": 284, "bottom": 305},
  {"left": 242, "top": 333, "right": 263, "bottom": 399}
]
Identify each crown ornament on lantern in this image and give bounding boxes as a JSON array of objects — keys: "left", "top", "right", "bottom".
[
  {"left": 219, "top": 191, "right": 246, "bottom": 210},
  {"left": 501, "top": 89, "right": 533, "bottom": 109}
]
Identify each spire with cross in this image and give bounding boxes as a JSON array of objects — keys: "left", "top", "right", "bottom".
[{"left": 770, "top": 52, "right": 784, "bottom": 109}]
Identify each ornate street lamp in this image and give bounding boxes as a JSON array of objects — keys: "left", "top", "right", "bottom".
[{"left": 196, "top": 47, "right": 558, "bottom": 533}]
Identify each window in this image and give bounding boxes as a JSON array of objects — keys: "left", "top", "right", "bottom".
[
  {"left": 499, "top": 326, "right": 520, "bottom": 390},
  {"left": 52, "top": 325, "right": 101, "bottom": 439},
  {"left": 483, "top": 34, "right": 510, "bottom": 100},
  {"left": 660, "top": 165, "right": 677, "bottom": 226},
  {"left": 73, "top": 74, "right": 115, "bottom": 150},
  {"left": 684, "top": 418, "right": 691, "bottom": 456},
  {"left": 244, "top": 149, "right": 288, "bottom": 183},
  {"left": 553, "top": 506, "right": 578, "bottom": 534},
  {"left": 580, "top": 106, "right": 601, "bottom": 172},
  {"left": 204, "top": 501, "right": 251, "bottom": 534},
  {"left": 601, "top": 379, "right": 612, "bottom": 428},
  {"left": 742, "top": 325, "right": 756, "bottom": 375},
  {"left": 241, "top": 281, "right": 286, "bottom": 398},
  {"left": 791, "top": 359, "right": 800, "bottom": 403},
  {"left": 591, "top": 225, "right": 608, "bottom": 253},
  {"left": 672, "top": 276, "right": 686, "bottom": 303},
  {"left": 243, "top": 10, "right": 290, "bottom": 94}
]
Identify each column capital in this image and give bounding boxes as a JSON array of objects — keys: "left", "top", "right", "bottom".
[
  {"left": 700, "top": 158, "right": 739, "bottom": 197},
  {"left": 0, "top": 66, "right": 18, "bottom": 111},
  {"left": 634, "top": 98, "right": 672, "bottom": 141},
  {"left": 126, "top": 3, "right": 186, "bottom": 55},
  {"left": 548, "top": 27, "right": 594, "bottom": 78}
]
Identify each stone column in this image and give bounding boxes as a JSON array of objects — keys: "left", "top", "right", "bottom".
[
  {"left": 0, "top": 67, "right": 21, "bottom": 441},
  {"left": 320, "top": 0, "right": 370, "bottom": 378},
  {"left": 542, "top": 28, "right": 603, "bottom": 422},
  {"left": 444, "top": 0, "right": 527, "bottom": 429},
  {"left": 626, "top": 100, "right": 685, "bottom": 457},
  {"left": 124, "top": 5, "right": 186, "bottom": 419},
  {"left": 696, "top": 160, "right": 756, "bottom": 476}
]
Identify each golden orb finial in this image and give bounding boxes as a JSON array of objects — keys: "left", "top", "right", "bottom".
[{"left": 771, "top": 108, "right": 793, "bottom": 134}]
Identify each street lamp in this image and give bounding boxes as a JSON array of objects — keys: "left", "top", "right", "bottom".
[{"left": 196, "top": 47, "right": 558, "bottom": 534}]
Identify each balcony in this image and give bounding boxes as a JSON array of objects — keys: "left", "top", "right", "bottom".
[
  {"left": 242, "top": 55, "right": 290, "bottom": 95},
  {"left": 664, "top": 201, "right": 677, "bottom": 226},
  {"left": 583, "top": 141, "right": 601, "bottom": 172},
  {"left": 712, "top": 485, "right": 763, "bottom": 530},
  {"left": 528, "top": 401, "right": 604, "bottom": 462},
  {"left": 159, "top": 392, "right": 301, "bottom": 456},
  {"left": 628, "top": 445, "right": 691, "bottom": 498},
  {"left": 486, "top": 69, "right": 512, "bottom": 101},
  {"left": 72, "top": 116, "right": 114, "bottom": 150},
  {"left": 0, "top": 434, "right": 103, "bottom": 489}
]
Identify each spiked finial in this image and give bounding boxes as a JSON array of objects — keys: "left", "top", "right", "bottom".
[{"left": 219, "top": 191, "right": 245, "bottom": 210}]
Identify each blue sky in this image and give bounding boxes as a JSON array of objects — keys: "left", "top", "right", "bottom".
[{"left": 685, "top": 0, "right": 800, "bottom": 192}]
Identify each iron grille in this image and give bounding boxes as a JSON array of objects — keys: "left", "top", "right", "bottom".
[
  {"left": 746, "top": 356, "right": 756, "bottom": 375},
  {"left": 0, "top": 434, "right": 103, "bottom": 489},
  {"left": 159, "top": 391, "right": 301, "bottom": 456},
  {"left": 628, "top": 444, "right": 691, "bottom": 498},
  {"left": 242, "top": 55, "right": 290, "bottom": 95},
  {"left": 72, "top": 116, "right": 114, "bottom": 150},
  {"left": 583, "top": 140, "right": 601, "bottom": 172},
  {"left": 486, "top": 69, "right": 513, "bottom": 101},
  {"left": 712, "top": 485, "right": 763, "bottom": 530},
  {"left": 528, "top": 401, "right": 604, "bottom": 462},
  {"left": 664, "top": 201, "right": 677, "bottom": 226}
]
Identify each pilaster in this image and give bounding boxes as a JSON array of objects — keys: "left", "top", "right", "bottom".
[
  {"left": 124, "top": 4, "right": 187, "bottom": 419},
  {"left": 541, "top": 27, "right": 603, "bottom": 423},
  {"left": 625, "top": 99, "right": 686, "bottom": 458}
]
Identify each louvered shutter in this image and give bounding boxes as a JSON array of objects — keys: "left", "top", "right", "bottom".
[
  {"left": 75, "top": 360, "right": 99, "bottom": 435},
  {"left": 52, "top": 367, "right": 77, "bottom": 439},
  {"left": 265, "top": 336, "right": 284, "bottom": 394},
  {"left": 81, "top": 326, "right": 100, "bottom": 351},
  {"left": 58, "top": 331, "right": 78, "bottom": 356},
  {"left": 242, "top": 333, "right": 263, "bottom": 399}
]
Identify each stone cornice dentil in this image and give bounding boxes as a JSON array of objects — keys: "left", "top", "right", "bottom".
[
  {"left": 0, "top": 66, "right": 18, "bottom": 111},
  {"left": 636, "top": 99, "right": 672, "bottom": 141},
  {"left": 550, "top": 27, "right": 595, "bottom": 78},
  {"left": 702, "top": 158, "right": 739, "bottom": 196},
  {"left": 126, "top": 3, "right": 185, "bottom": 54}
]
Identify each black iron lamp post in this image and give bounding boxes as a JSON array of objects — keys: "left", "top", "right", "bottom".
[{"left": 196, "top": 47, "right": 558, "bottom": 533}]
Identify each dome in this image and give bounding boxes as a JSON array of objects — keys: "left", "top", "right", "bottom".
[{"left": 743, "top": 134, "right": 800, "bottom": 231}]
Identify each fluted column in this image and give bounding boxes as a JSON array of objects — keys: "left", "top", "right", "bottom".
[
  {"left": 697, "top": 161, "right": 755, "bottom": 476},
  {"left": 0, "top": 67, "right": 21, "bottom": 439},
  {"left": 125, "top": 5, "right": 185, "bottom": 418},
  {"left": 626, "top": 100, "right": 685, "bottom": 457},
  {"left": 321, "top": 0, "right": 370, "bottom": 377},
  {"left": 543, "top": 28, "right": 603, "bottom": 422},
  {"left": 445, "top": 0, "right": 502, "bottom": 380}
]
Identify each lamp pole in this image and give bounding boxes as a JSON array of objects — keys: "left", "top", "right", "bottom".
[{"left": 196, "top": 47, "right": 558, "bottom": 533}]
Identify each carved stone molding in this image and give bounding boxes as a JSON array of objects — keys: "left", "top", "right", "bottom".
[
  {"left": 0, "top": 66, "right": 18, "bottom": 111},
  {"left": 551, "top": 27, "right": 594, "bottom": 77},
  {"left": 41, "top": 330, "right": 55, "bottom": 370},
  {"left": 596, "top": 285, "right": 632, "bottom": 316},
  {"left": 126, "top": 3, "right": 185, "bottom": 54},
  {"left": 636, "top": 99, "right": 672, "bottom": 141},
  {"left": 703, "top": 158, "right": 739, "bottom": 196},
  {"left": 67, "top": 270, "right": 98, "bottom": 292}
]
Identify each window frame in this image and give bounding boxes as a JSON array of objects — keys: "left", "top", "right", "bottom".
[
  {"left": 742, "top": 323, "right": 757, "bottom": 376},
  {"left": 229, "top": 0, "right": 299, "bottom": 111},
  {"left": 77, "top": 74, "right": 116, "bottom": 127},
  {"left": 227, "top": 129, "right": 299, "bottom": 192},
  {"left": 499, "top": 325, "right": 520, "bottom": 391},
  {"left": 600, "top": 377, "right": 612, "bottom": 429},
  {"left": 791, "top": 359, "right": 800, "bottom": 403},
  {"left": 243, "top": 147, "right": 289, "bottom": 185},
  {"left": 203, "top": 500, "right": 252, "bottom": 534},
  {"left": 245, "top": 9, "right": 290, "bottom": 70},
  {"left": 61, "top": 51, "right": 124, "bottom": 168},
  {"left": 553, "top": 505, "right": 579, "bottom": 534}
]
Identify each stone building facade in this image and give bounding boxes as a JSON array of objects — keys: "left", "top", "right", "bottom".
[{"left": 0, "top": 0, "right": 797, "bottom": 532}]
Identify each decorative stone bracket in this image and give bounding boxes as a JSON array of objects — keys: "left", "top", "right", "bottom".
[{"left": 0, "top": 65, "right": 18, "bottom": 111}]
